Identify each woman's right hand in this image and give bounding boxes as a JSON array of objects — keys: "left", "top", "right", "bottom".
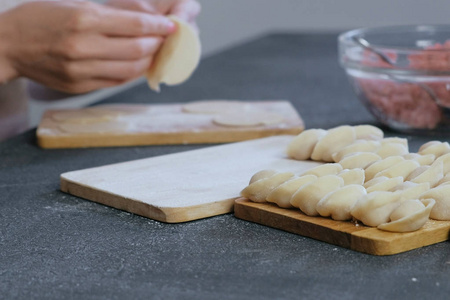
[{"left": 0, "top": 0, "right": 176, "bottom": 93}]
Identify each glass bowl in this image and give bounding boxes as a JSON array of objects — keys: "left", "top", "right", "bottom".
[{"left": 339, "top": 25, "right": 450, "bottom": 134}]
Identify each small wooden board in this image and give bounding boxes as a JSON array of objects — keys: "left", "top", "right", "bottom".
[
  {"left": 234, "top": 198, "right": 450, "bottom": 256},
  {"left": 37, "top": 101, "right": 304, "bottom": 148},
  {"left": 60, "top": 136, "right": 320, "bottom": 223}
]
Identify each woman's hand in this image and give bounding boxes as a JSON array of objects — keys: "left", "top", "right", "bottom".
[
  {"left": 0, "top": 0, "right": 176, "bottom": 93},
  {"left": 105, "top": 0, "right": 201, "bottom": 31}
]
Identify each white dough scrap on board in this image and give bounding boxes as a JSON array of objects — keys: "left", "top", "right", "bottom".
[{"left": 147, "top": 15, "right": 201, "bottom": 92}]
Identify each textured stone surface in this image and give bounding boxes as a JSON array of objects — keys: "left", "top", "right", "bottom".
[{"left": 1, "top": 33, "right": 449, "bottom": 299}]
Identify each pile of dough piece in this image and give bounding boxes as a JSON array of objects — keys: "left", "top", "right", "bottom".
[{"left": 241, "top": 124, "right": 450, "bottom": 233}]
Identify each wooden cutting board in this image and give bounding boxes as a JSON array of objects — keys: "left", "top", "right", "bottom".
[
  {"left": 234, "top": 199, "right": 450, "bottom": 256},
  {"left": 38, "top": 101, "right": 304, "bottom": 148},
  {"left": 61, "top": 134, "right": 450, "bottom": 255},
  {"left": 60, "top": 135, "right": 321, "bottom": 223}
]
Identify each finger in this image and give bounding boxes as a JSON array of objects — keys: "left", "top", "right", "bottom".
[
  {"left": 105, "top": 0, "right": 158, "bottom": 14},
  {"left": 97, "top": 7, "right": 176, "bottom": 36},
  {"left": 60, "top": 57, "right": 152, "bottom": 81},
  {"left": 56, "top": 35, "right": 163, "bottom": 60},
  {"left": 170, "top": 0, "right": 201, "bottom": 23},
  {"left": 60, "top": 78, "right": 125, "bottom": 94},
  {"left": 34, "top": 75, "right": 123, "bottom": 94}
]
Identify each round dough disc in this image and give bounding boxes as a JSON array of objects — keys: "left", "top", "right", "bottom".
[
  {"left": 213, "top": 112, "right": 284, "bottom": 127},
  {"left": 182, "top": 100, "right": 249, "bottom": 114},
  {"left": 147, "top": 15, "right": 201, "bottom": 92}
]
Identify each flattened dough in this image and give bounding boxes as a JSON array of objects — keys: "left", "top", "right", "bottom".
[
  {"left": 182, "top": 100, "right": 249, "bottom": 114},
  {"left": 147, "top": 15, "right": 201, "bottom": 91},
  {"left": 212, "top": 111, "right": 284, "bottom": 127}
]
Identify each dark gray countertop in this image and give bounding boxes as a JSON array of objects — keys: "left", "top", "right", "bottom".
[{"left": 1, "top": 33, "right": 450, "bottom": 300}]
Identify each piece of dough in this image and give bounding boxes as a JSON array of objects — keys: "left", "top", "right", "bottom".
[
  {"left": 266, "top": 175, "right": 317, "bottom": 208},
  {"left": 418, "top": 141, "right": 450, "bottom": 157},
  {"left": 365, "top": 176, "right": 403, "bottom": 193},
  {"left": 331, "top": 140, "right": 380, "bottom": 162},
  {"left": 433, "top": 153, "right": 450, "bottom": 174},
  {"left": 213, "top": 111, "right": 284, "bottom": 127},
  {"left": 316, "top": 184, "right": 366, "bottom": 221},
  {"left": 311, "top": 125, "right": 356, "bottom": 162},
  {"left": 147, "top": 15, "right": 201, "bottom": 91},
  {"left": 395, "top": 182, "right": 430, "bottom": 202},
  {"left": 377, "top": 199, "right": 435, "bottom": 232},
  {"left": 241, "top": 172, "right": 294, "bottom": 203},
  {"left": 380, "top": 137, "right": 408, "bottom": 147},
  {"left": 286, "top": 129, "right": 327, "bottom": 160},
  {"left": 419, "top": 185, "right": 450, "bottom": 220},
  {"left": 249, "top": 170, "right": 277, "bottom": 184},
  {"left": 409, "top": 161, "right": 443, "bottom": 187},
  {"left": 364, "top": 156, "right": 405, "bottom": 182},
  {"left": 301, "top": 163, "right": 343, "bottom": 177},
  {"left": 353, "top": 125, "right": 384, "bottom": 140},
  {"left": 290, "top": 175, "right": 344, "bottom": 216},
  {"left": 376, "top": 142, "right": 409, "bottom": 159},
  {"left": 402, "top": 153, "right": 435, "bottom": 166},
  {"left": 338, "top": 152, "right": 381, "bottom": 170},
  {"left": 351, "top": 191, "right": 402, "bottom": 227},
  {"left": 374, "top": 160, "right": 420, "bottom": 180},
  {"left": 182, "top": 100, "right": 249, "bottom": 114},
  {"left": 338, "top": 168, "right": 365, "bottom": 185}
]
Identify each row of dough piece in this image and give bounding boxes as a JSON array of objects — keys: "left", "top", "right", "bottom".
[
  {"left": 241, "top": 165, "right": 448, "bottom": 232},
  {"left": 287, "top": 124, "right": 450, "bottom": 165}
]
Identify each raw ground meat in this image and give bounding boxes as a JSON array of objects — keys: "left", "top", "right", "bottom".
[{"left": 355, "top": 42, "right": 450, "bottom": 129}]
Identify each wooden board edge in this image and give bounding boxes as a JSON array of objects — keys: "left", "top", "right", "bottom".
[
  {"left": 38, "top": 127, "right": 303, "bottom": 149},
  {"left": 60, "top": 176, "right": 236, "bottom": 223},
  {"left": 233, "top": 198, "right": 450, "bottom": 256}
]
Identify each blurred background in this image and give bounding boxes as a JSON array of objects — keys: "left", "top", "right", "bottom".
[{"left": 28, "top": 0, "right": 450, "bottom": 126}]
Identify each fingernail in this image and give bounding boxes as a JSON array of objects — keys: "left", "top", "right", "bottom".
[{"left": 167, "top": 20, "right": 177, "bottom": 34}]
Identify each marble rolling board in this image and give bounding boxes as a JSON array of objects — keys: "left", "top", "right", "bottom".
[
  {"left": 38, "top": 101, "right": 304, "bottom": 148},
  {"left": 234, "top": 199, "right": 450, "bottom": 256},
  {"left": 60, "top": 136, "right": 321, "bottom": 223}
]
